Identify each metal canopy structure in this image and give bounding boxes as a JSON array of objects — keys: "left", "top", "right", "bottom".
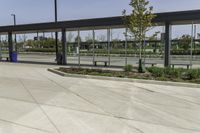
[
  {"left": 1, "top": 9, "right": 200, "bottom": 67},
  {"left": 0, "top": 10, "right": 200, "bottom": 34}
]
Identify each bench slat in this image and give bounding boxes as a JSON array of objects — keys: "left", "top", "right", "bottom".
[
  {"left": 170, "top": 64, "right": 191, "bottom": 69},
  {"left": 136, "top": 62, "right": 157, "bottom": 67},
  {"left": 94, "top": 61, "right": 108, "bottom": 67},
  {"left": 171, "top": 64, "right": 191, "bottom": 65}
]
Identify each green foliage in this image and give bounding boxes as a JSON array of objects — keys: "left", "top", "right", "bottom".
[
  {"left": 148, "top": 32, "right": 160, "bottom": 41},
  {"left": 124, "top": 64, "right": 133, "bottom": 72},
  {"left": 26, "top": 38, "right": 60, "bottom": 48},
  {"left": 26, "top": 48, "right": 55, "bottom": 52},
  {"left": 58, "top": 67, "right": 200, "bottom": 84},
  {"left": 163, "top": 67, "right": 184, "bottom": 78},
  {"left": 148, "top": 67, "right": 185, "bottom": 78},
  {"left": 123, "top": 0, "right": 156, "bottom": 42},
  {"left": 147, "top": 67, "right": 200, "bottom": 81},
  {"left": 180, "top": 72, "right": 192, "bottom": 80},
  {"left": 188, "top": 69, "right": 200, "bottom": 79},
  {"left": 179, "top": 35, "right": 192, "bottom": 51},
  {"left": 123, "top": 0, "right": 156, "bottom": 73},
  {"left": 75, "top": 36, "right": 82, "bottom": 43},
  {"left": 147, "top": 67, "right": 164, "bottom": 77}
]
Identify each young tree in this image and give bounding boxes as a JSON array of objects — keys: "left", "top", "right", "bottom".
[
  {"left": 123, "top": 0, "right": 156, "bottom": 73},
  {"left": 97, "top": 35, "right": 106, "bottom": 42},
  {"left": 85, "top": 33, "right": 93, "bottom": 42},
  {"left": 75, "top": 36, "right": 82, "bottom": 43},
  {"left": 67, "top": 32, "right": 74, "bottom": 43},
  {"left": 179, "top": 35, "right": 192, "bottom": 51}
]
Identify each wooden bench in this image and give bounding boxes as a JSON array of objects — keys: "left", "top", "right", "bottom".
[
  {"left": 137, "top": 62, "right": 157, "bottom": 67},
  {"left": 170, "top": 63, "right": 191, "bottom": 70},
  {"left": 94, "top": 60, "right": 109, "bottom": 67},
  {"left": 0, "top": 56, "right": 10, "bottom": 61},
  {"left": 144, "top": 62, "right": 157, "bottom": 67}
]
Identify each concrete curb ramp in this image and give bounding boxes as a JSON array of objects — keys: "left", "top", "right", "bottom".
[{"left": 48, "top": 68, "right": 200, "bottom": 88}]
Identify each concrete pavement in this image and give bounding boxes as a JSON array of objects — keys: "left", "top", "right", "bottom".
[{"left": 0, "top": 62, "right": 199, "bottom": 133}]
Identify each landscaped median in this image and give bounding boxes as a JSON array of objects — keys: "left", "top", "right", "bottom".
[{"left": 48, "top": 66, "right": 200, "bottom": 88}]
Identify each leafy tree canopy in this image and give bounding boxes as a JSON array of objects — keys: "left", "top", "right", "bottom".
[
  {"left": 123, "top": 0, "right": 156, "bottom": 42},
  {"left": 179, "top": 34, "right": 192, "bottom": 50}
]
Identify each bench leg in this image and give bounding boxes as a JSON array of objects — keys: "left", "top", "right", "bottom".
[
  {"left": 94, "top": 62, "right": 97, "bottom": 66},
  {"left": 187, "top": 65, "right": 189, "bottom": 70},
  {"left": 105, "top": 62, "right": 107, "bottom": 67}
]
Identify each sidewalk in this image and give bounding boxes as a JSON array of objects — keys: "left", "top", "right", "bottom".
[{"left": 0, "top": 62, "right": 199, "bottom": 133}]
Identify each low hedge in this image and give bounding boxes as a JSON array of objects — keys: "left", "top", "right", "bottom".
[
  {"left": 25, "top": 48, "right": 56, "bottom": 52},
  {"left": 147, "top": 67, "right": 200, "bottom": 80},
  {"left": 171, "top": 50, "right": 200, "bottom": 55},
  {"left": 58, "top": 67, "right": 200, "bottom": 84}
]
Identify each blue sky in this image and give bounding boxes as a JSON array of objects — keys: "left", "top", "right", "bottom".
[
  {"left": 0, "top": 0, "right": 200, "bottom": 26},
  {"left": 0, "top": 0, "right": 200, "bottom": 39}
]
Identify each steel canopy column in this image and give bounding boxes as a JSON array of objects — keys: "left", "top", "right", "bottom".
[
  {"left": 125, "top": 28, "right": 128, "bottom": 66},
  {"left": 92, "top": 29, "right": 95, "bottom": 65},
  {"left": 54, "top": 0, "right": 59, "bottom": 64},
  {"left": 107, "top": 28, "right": 111, "bottom": 66},
  {"left": 61, "top": 28, "right": 67, "bottom": 65},
  {"left": 55, "top": 32, "right": 59, "bottom": 64},
  {"left": 190, "top": 22, "right": 194, "bottom": 68},
  {"left": 164, "top": 22, "right": 172, "bottom": 67},
  {"left": 78, "top": 29, "right": 80, "bottom": 66},
  {"left": 8, "top": 32, "right": 13, "bottom": 62}
]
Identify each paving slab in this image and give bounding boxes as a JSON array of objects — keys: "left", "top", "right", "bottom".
[
  {"left": 0, "top": 120, "right": 51, "bottom": 133},
  {"left": 0, "top": 98, "right": 58, "bottom": 133},
  {"left": 0, "top": 62, "right": 199, "bottom": 133}
]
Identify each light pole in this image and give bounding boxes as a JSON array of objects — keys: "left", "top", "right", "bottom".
[
  {"left": 54, "top": 0, "right": 59, "bottom": 63},
  {"left": 11, "top": 14, "right": 17, "bottom": 52}
]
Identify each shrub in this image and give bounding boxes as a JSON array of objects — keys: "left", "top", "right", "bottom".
[
  {"left": 147, "top": 67, "right": 164, "bottom": 77},
  {"left": 26, "top": 48, "right": 56, "bottom": 52},
  {"left": 147, "top": 67, "right": 200, "bottom": 81},
  {"left": 124, "top": 65, "right": 133, "bottom": 72},
  {"left": 188, "top": 69, "right": 200, "bottom": 79},
  {"left": 163, "top": 67, "right": 184, "bottom": 78},
  {"left": 180, "top": 72, "right": 192, "bottom": 80},
  {"left": 147, "top": 67, "right": 185, "bottom": 78}
]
